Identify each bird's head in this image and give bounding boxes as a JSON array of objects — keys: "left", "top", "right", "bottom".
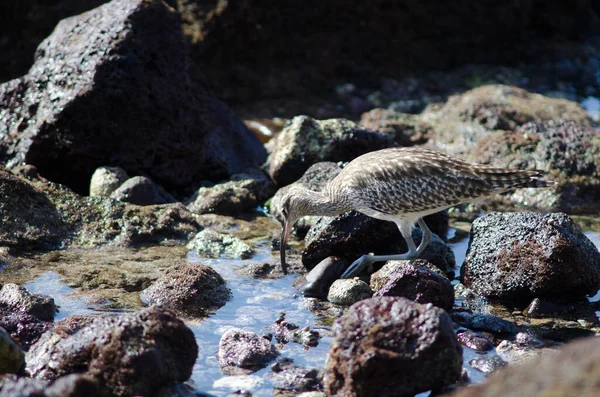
[{"left": 277, "top": 184, "right": 320, "bottom": 275}]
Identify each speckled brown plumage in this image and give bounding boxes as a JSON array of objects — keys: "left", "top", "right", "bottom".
[{"left": 278, "top": 147, "right": 553, "bottom": 276}]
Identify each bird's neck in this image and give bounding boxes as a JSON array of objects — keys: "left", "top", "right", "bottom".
[{"left": 298, "top": 187, "right": 349, "bottom": 217}]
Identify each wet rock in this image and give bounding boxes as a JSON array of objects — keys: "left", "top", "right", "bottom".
[
  {"left": 470, "top": 314, "right": 517, "bottom": 334},
  {"left": 271, "top": 315, "right": 319, "bottom": 347},
  {"left": 495, "top": 332, "right": 548, "bottom": 365},
  {"left": 448, "top": 336, "right": 600, "bottom": 397},
  {"left": 187, "top": 228, "right": 254, "bottom": 259},
  {"left": 267, "top": 116, "right": 394, "bottom": 186},
  {"left": 218, "top": 328, "right": 279, "bottom": 373},
  {"left": 187, "top": 169, "right": 276, "bottom": 215},
  {"left": 110, "top": 176, "right": 176, "bottom": 206},
  {"left": 0, "top": 171, "right": 67, "bottom": 249},
  {"left": 0, "top": 309, "right": 52, "bottom": 351},
  {"left": 295, "top": 257, "right": 348, "bottom": 298},
  {"left": 0, "top": 373, "right": 101, "bottom": 397},
  {"left": 53, "top": 315, "right": 97, "bottom": 337},
  {"left": 303, "top": 211, "right": 454, "bottom": 273},
  {"left": 461, "top": 212, "right": 600, "bottom": 303},
  {"left": 89, "top": 166, "right": 129, "bottom": 197},
  {"left": 456, "top": 331, "right": 495, "bottom": 352},
  {"left": 0, "top": 327, "right": 24, "bottom": 374},
  {"left": 140, "top": 264, "right": 231, "bottom": 317},
  {"left": 26, "top": 306, "right": 197, "bottom": 396},
  {"left": 240, "top": 261, "right": 278, "bottom": 278},
  {"left": 269, "top": 358, "right": 322, "bottom": 393},
  {"left": 0, "top": 284, "right": 57, "bottom": 322},
  {"left": 359, "top": 108, "right": 431, "bottom": 146},
  {"left": 323, "top": 297, "right": 462, "bottom": 396},
  {"left": 327, "top": 279, "right": 373, "bottom": 305},
  {"left": 372, "top": 261, "right": 454, "bottom": 311},
  {"left": 270, "top": 161, "right": 342, "bottom": 226},
  {"left": 370, "top": 259, "right": 449, "bottom": 291},
  {"left": 0, "top": 0, "right": 266, "bottom": 195},
  {"left": 469, "top": 355, "right": 507, "bottom": 374}
]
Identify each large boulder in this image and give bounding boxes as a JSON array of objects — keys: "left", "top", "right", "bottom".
[
  {"left": 0, "top": 0, "right": 266, "bottom": 195},
  {"left": 323, "top": 297, "right": 462, "bottom": 396},
  {"left": 461, "top": 212, "right": 600, "bottom": 303},
  {"left": 26, "top": 306, "right": 198, "bottom": 396}
]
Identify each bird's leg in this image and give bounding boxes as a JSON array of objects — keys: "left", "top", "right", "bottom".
[
  {"left": 341, "top": 220, "right": 418, "bottom": 279},
  {"left": 415, "top": 218, "right": 432, "bottom": 257}
]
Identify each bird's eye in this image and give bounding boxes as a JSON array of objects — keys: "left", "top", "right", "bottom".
[{"left": 281, "top": 205, "right": 288, "bottom": 218}]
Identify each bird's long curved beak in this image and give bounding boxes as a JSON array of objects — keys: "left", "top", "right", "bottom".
[{"left": 280, "top": 220, "right": 293, "bottom": 275}]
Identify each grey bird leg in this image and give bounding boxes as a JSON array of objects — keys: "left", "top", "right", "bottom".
[{"left": 340, "top": 218, "right": 432, "bottom": 278}]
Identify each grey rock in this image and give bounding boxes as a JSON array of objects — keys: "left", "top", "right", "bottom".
[
  {"left": 469, "top": 355, "right": 507, "bottom": 374},
  {"left": 187, "top": 228, "right": 254, "bottom": 259},
  {"left": 89, "top": 166, "right": 129, "bottom": 197},
  {"left": 267, "top": 116, "right": 394, "bottom": 186},
  {"left": 268, "top": 359, "right": 322, "bottom": 392},
  {"left": 471, "top": 314, "right": 516, "bottom": 334},
  {"left": 461, "top": 212, "right": 600, "bottom": 303},
  {"left": 0, "top": 374, "right": 101, "bottom": 397},
  {"left": 323, "top": 297, "right": 462, "bottom": 396},
  {"left": 0, "top": 284, "right": 57, "bottom": 321},
  {"left": 327, "top": 279, "right": 373, "bottom": 305},
  {"left": 110, "top": 176, "right": 176, "bottom": 205},
  {"left": 25, "top": 306, "right": 197, "bottom": 396},
  {"left": 187, "top": 169, "right": 275, "bottom": 215},
  {"left": 140, "top": 264, "right": 231, "bottom": 317},
  {"left": 218, "top": 328, "right": 279, "bottom": 373}
]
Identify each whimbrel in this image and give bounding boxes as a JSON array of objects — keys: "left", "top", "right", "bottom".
[{"left": 278, "top": 147, "right": 552, "bottom": 277}]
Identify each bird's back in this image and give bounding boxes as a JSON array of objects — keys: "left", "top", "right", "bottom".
[{"left": 326, "top": 147, "right": 551, "bottom": 218}]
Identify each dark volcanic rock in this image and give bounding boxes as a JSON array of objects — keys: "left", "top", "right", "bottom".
[
  {"left": 0, "top": 309, "right": 52, "bottom": 351},
  {"left": 109, "top": 176, "right": 176, "bottom": 206},
  {"left": 267, "top": 116, "right": 394, "bottom": 186},
  {"left": 303, "top": 211, "right": 454, "bottom": 273},
  {"left": 295, "top": 256, "right": 349, "bottom": 298},
  {"left": 187, "top": 169, "right": 276, "bottom": 216},
  {"left": 0, "top": 284, "right": 57, "bottom": 322},
  {"left": 448, "top": 336, "right": 600, "bottom": 397},
  {"left": 25, "top": 306, "right": 197, "bottom": 397},
  {"left": 470, "top": 314, "right": 517, "bottom": 334},
  {"left": 0, "top": 326, "right": 25, "bottom": 374},
  {"left": 268, "top": 358, "right": 322, "bottom": 393},
  {"left": 0, "top": 0, "right": 266, "bottom": 195},
  {"left": 456, "top": 331, "right": 496, "bottom": 352},
  {"left": 140, "top": 264, "right": 231, "bottom": 317},
  {"left": 0, "top": 374, "right": 101, "bottom": 397},
  {"left": 218, "top": 328, "right": 279, "bottom": 374},
  {"left": 461, "top": 212, "right": 600, "bottom": 303},
  {"left": 323, "top": 297, "right": 462, "bottom": 397},
  {"left": 372, "top": 262, "right": 454, "bottom": 311}
]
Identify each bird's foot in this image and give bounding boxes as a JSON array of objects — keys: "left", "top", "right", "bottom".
[{"left": 341, "top": 254, "right": 374, "bottom": 279}]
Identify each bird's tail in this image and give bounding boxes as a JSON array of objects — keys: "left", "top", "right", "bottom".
[{"left": 478, "top": 168, "right": 554, "bottom": 190}]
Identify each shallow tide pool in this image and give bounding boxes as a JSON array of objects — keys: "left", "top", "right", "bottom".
[{"left": 22, "top": 229, "right": 600, "bottom": 396}]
